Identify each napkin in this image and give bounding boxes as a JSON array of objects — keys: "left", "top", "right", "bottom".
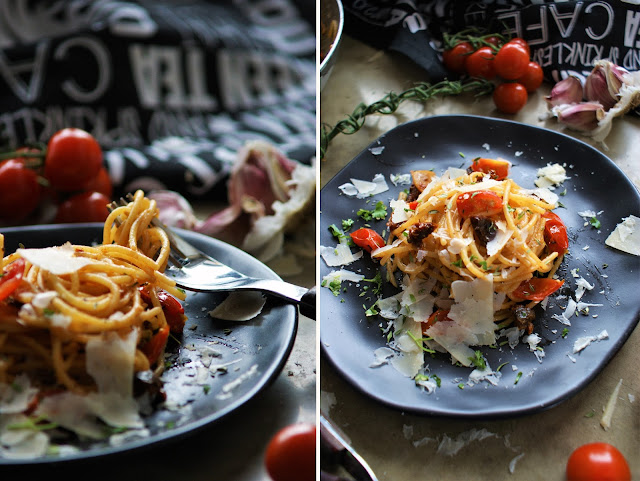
[{"left": 0, "top": 0, "right": 315, "bottom": 201}]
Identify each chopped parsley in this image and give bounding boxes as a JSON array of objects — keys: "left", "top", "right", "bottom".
[
  {"left": 357, "top": 201, "right": 388, "bottom": 221},
  {"left": 561, "top": 328, "right": 569, "bottom": 338},
  {"left": 321, "top": 278, "right": 342, "bottom": 297},
  {"left": 364, "top": 302, "right": 379, "bottom": 317},
  {"left": 341, "top": 218, "right": 355, "bottom": 231},
  {"left": 589, "top": 216, "right": 601, "bottom": 229},
  {"left": 328, "top": 224, "right": 350, "bottom": 242},
  {"left": 469, "top": 350, "right": 486, "bottom": 370},
  {"left": 514, "top": 371, "right": 523, "bottom": 384}
]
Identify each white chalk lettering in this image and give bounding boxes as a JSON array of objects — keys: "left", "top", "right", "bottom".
[
  {"left": 0, "top": 40, "right": 48, "bottom": 104},
  {"left": 53, "top": 36, "right": 111, "bottom": 103},
  {"left": 584, "top": 2, "right": 614, "bottom": 41},
  {"left": 624, "top": 10, "right": 640, "bottom": 48}
]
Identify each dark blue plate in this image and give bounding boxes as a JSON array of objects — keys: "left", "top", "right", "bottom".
[
  {"left": 320, "top": 114, "right": 640, "bottom": 419},
  {"left": 0, "top": 224, "right": 297, "bottom": 463}
]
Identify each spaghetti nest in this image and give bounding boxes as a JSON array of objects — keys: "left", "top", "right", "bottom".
[
  {"left": 0, "top": 190, "right": 186, "bottom": 394},
  {"left": 372, "top": 169, "right": 564, "bottom": 324}
]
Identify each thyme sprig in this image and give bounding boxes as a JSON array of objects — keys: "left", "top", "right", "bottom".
[{"left": 320, "top": 78, "right": 493, "bottom": 159}]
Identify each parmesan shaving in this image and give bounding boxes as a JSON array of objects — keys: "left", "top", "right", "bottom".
[
  {"left": 17, "top": 243, "right": 96, "bottom": 275},
  {"left": 600, "top": 378, "right": 623, "bottom": 431}
]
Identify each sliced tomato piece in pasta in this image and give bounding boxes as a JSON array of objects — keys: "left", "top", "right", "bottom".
[
  {"left": 350, "top": 228, "right": 386, "bottom": 253},
  {"left": 511, "top": 278, "right": 564, "bottom": 301},
  {"left": 542, "top": 211, "right": 569, "bottom": 254},
  {"left": 456, "top": 191, "right": 503, "bottom": 218},
  {"left": 469, "top": 157, "right": 511, "bottom": 180},
  {"left": 0, "top": 258, "right": 25, "bottom": 302}
]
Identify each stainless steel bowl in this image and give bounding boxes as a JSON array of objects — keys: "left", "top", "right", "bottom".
[{"left": 320, "top": 0, "right": 344, "bottom": 91}]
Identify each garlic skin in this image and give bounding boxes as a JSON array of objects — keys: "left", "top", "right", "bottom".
[
  {"left": 551, "top": 102, "right": 605, "bottom": 132},
  {"left": 584, "top": 61, "right": 625, "bottom": 111},
  {"left": 545, "top": 76, "right": 583, "bottom": 107}
]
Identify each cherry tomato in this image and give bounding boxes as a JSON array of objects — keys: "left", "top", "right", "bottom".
[
  {"left": 0, "top": 159, "right": 42, "bottom": 222},
  {"left": 81, "top": 166, "right": 113, "bottom": 198},
  {"left": 44, "top": 128, "right": 103, "bottom": 191},
  {"left": 54, "top": 191, "right": 110, "bottom": 223},
  {"left": 543, "top": 211, "right": 569, "bottom": 254},
  {"left": 139, "top": 286, "right": 186, "bottom": 334},
  {"left": 465, "top": 46, "right": 496, "bottom": 79},
  {"left": 516, "top": 61, "right": 544, "bottom": 92},
  {"left": 493, "top": 82, "right": 528, "bottom": 114},
  {"left": 0, "top": 258, "right": 25, "bottom": 302},
  {"left": 469, "top": 157, "right": 510, "bottom": 180},
  {"left": 422, "top": 309, "right": 451, "bottom": 334},
  {"left": 493, "top": 41, "right": 530, "bottom": 80},
  {"left": 512, "top": 277, "right": 564, "bottom": 301},
  {"left": 350, "top": 228, "right": 386, "bottom": 253},
  {"left": 456, "top": 191, "right": 503, "bottom": 218},
  {"left": 566, "top": 442, "right": 631, "bottom": 481},
  {"left": 482, "top": 35, "right": 502, "bottom": 47},
  {"left": 442, "top": 41, "right": 473, "bottom": 74},
  {"left": 142, "top": 324, "right": 169, "bottom": 366},
  {"left": 508, "top": 37, "right": 531, "bottom": 56},
  {"left": 264, "top": 423, "right": 316, "bottom": 481}
]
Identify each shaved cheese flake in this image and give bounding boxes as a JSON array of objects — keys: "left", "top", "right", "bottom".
[
  {"left": 573, "top": 330, "right": 609, "bottom": 353},
  {"left": 17, "top": 243, "right": 96, "bottom": 275},
  {"left": 320, "top": 241, "right": 362, "bottom": 266},
  {"left": 208, "top": 292, "right": 266, "bottom": 321},
  {"left": 486, "top": 221, "right": 513, "bottom": 257},
  {"left": 339, "top": 174, "right": 389, "bottom": 198},
  {"left": 605, "top": 215, "right": 640, "bottom": 256},
  {"left": 370, "top": 347, "right": 395, "bottom": 367},
  {"left": 600, "top": 378, "right": 623, "bottom": 431},
  {"left": 390, "top": 198, "right": 411, "bottom": 224},
  {"left": 0, "top": 415, "right": 49, "bottom": 459},
  {"left": 0, "top": 375, "right": 38, "bottom": 414},
  {"left": 322, "top": 269, "right": 365, "bottom": 286},
  {"left": 535, "top": 163, "right": 568, "bottom": 189},
  {"left": 447, "top": 237, "right": 472, "bottom": 255}
]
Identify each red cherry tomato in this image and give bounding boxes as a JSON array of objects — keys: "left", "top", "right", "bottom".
[
  {"left": 141, "top": 324, "right": 169, "bottom": 366},
  {"left": 264, "top": 423, "right": 316, "bottom": 481},
  {"left": 493, "top": 82, "right": 528, "bottom": 114},
  {"left": 81, "top": 166, "right": 113, "bottom": 198},
  {"left": 350, "top": 228, "right": 386, "bottom": 253},
  {"left": 442, "top": 41, "right": 473, "bottom": 74},
  {"left": 469, "top": 157, "right": 510, "bottom": 180},
  {"left": 508, "top": 37, "right": 531, "bottom": 56},
  {"left": 456, "top": 191, "right": 504, "bottom": 218},
  {"left": 0, "top": 258, "right": 25, "bottom": 302},
  {"left": 45, "top": 128, "right": 103, "bottom": 191},
  {"left": 543, "top": 211, "right": 569, "bottom": 254},
  {"left": 483, "top": 35, "right": 502, "bottom": 47},
  {"left": 0, "top": 159, "right": 43, "bottom": 222},
  {"left": 516, "top": 61, "right": 544, "bottom": 92},
  {"left": 464, "top": 46, "right": 496, "bottom": 79},
  {"left": 422, "top": 309, "right": 451, "bottom": 334},
  {"left": 54, "top": 191, "right": 110, "bottom": 223},
  {"left": 512, "top": 277, "right": 564, "bottom": 301},
  {"left": 566, "top": 442, "right": 631, "bottom": 481},
  {"left": 493, "top": 41, "right": 530, "bottom": 80},
  {"left": 139, "top": 286, "right": 186, "bottom": 334}
]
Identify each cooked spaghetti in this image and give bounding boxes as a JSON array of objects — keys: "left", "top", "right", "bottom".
[
  {"left": 0, "top": 190, "right": 186, "bottom": 396},
  {"left": 370, "top": 165, "right": 567, "bottom": 333}
]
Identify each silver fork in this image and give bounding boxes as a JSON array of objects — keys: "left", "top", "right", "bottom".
[{"left": 108, "top": 196, "right": 315, "bottom": 319}]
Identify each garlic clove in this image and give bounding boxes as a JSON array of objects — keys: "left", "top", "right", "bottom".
[
  {"left": 553, "top": 102, "right": 605, "bottom": 132},
  {"left": 545, "top": 76, "right": 583, "bottom": 108},
  {"left": 584, "top": 60, "right": 625, "bottom": 111}
]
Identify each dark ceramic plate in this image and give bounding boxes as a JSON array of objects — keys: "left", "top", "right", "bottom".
[
  {"left": 0, "top": 224, "right": 297, "bottom": 463},
  {"left": 320, "top": 115, "right": 640, "bottom": 419}
]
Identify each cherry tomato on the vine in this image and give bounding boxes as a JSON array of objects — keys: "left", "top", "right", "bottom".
[
  {"left": 508, "top": 37, "right": 531, "bottom": 57},
  {"left": 464, "top": 46, "right": 496, "bottom": 80},
  {"left": 493, "top": 82, "right": 528, "bottom": 114},
  {"left": 442, "top": 41, "right": 473, "bottom": 74},
  {"left": 493, "top": 41, "right": 530, "bottom": 80},
  {"left": 566, "top": 442, "right": 631, "bottom": 481},
  {"left": 0, "top": 158, "right": 43, "bottom": 222},
  {"left": 45, "top": 128, "right": 103, "bottom": 191},
  {"left": 54, "top": 191, "right": 110, "bottom": 223},
  {"left": 516, "top": 61, "right": 544, "bottom": 92},
  {"left": 264, "top": 423, "right": 316, "bottom": 481},
  {"left": 81, "top": 166, "right": 113, "bottom": 198}
]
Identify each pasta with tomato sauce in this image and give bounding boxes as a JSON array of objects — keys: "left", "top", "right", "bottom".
[
  {"left": 0, "top": 190, "right": 186, "bottom": 452},
  {"left": 352, "top": 159, "right": 568, "bottom": 368}
]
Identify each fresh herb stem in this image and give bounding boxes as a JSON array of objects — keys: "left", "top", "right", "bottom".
[{"left": 320, "top": 78, "right": 494, "bottom": 159}]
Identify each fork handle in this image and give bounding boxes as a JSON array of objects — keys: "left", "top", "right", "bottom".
[{"left": 298, "top": 286, "right": 316, "bottom": 320}]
